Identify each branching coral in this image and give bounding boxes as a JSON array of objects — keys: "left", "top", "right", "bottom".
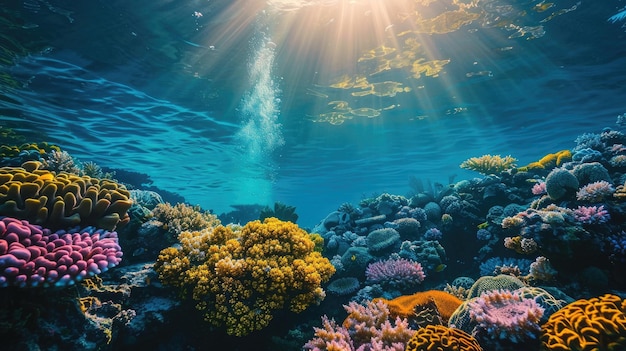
[
  {"left": 460, "top": 154, "right": 517, "bottom": 175},
  {"left": 365, "top": 257, "right": 425, "bottom": 289},
  {"left": 303, "top": 299, "right": 415, "bottom": 351},
  {"left": 154, "top": 217, "right": 335, "bottom": 336},
  {"left": 151, "top": 202, "right": 220, "bottom": 241}
]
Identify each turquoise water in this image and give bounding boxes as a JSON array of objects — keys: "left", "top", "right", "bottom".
[{"left": 2, "top": 1, "right": 626, "bottom": 226}]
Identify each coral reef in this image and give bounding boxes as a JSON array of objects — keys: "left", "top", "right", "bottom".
[{"left": 154, "top": 217, "right": 335, "bottom": 336}]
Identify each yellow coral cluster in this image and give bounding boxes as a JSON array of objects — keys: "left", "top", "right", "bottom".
[
  {"left": 460, "top": 154, "right": 517, "bottom": 175},
  {"left": 541, "top": 294, "right": 626, "bottom": 351},
  {"left": 405, "top": 324, "right": 482, "bottom": 351},
  {"left": 519, "top": 149, "right": 572, "bottom": 172},
  {"left": 0, "top": 142, "right": 61, "bottom": 159},
  {"left": 0, "top": 161, "right": 132, "bottom": 230},
  {"left": 154, "top": 217, "right": 335, "bottom": 336},
  {"left": 151, "top": 202, "right": 221, "bottom": 239}
]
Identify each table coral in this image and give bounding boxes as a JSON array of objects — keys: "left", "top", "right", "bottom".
[
  {"left": 541, "top": 293, "right": 626, "bottom": 351},
  {"left": 405, "top": 324, "right": 482, "bottom": 351},
  {"left": 154, "top": 217, "right": 335, "bottom": 336},
  {"left": 0, "top": 216, "right": 123, "bottom": 287},
  {"left": 0, "top": 161, "right": 132, "bottom": 231}
]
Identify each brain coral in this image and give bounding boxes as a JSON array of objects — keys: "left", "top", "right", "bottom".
[
  {"left": 405, "top": 324, "right": 482, "bottom": 351},
  {"left": 366, "top": 227, "right": 400, "bottom": 253},
  {"left": 541, "top": 293, "right": 626, "bottom": 351},
  {"left": 0, "top": 216, "right": 122, "bottom": 287},
  {"left": 0, "top": 161, "right": 132, "bottom": 231},
  {"left": 154, "top": 217, "right": 335, "bottom": 336},
  {"left": 545, "top": 168, "right": 579, "bottom": 200}
]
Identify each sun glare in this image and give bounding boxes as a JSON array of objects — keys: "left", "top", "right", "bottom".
[{"left": 183, "top": 0, "right": 579, "bottom": 126}]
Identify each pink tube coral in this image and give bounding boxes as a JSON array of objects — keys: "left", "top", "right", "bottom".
[{"left": 0, "top": 216, "right": 123, "bottom": 287}]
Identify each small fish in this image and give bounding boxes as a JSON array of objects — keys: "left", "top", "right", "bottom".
[
  {"left": 351, "top": 254, "right": 357, "bottom": 261},
  {"left": 434, "top": 264, "right": 447, "bottom": 272}
]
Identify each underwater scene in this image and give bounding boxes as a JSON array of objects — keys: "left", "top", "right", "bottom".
[{"left": 2, "top": 0, "right": 626, "bottom": 350}]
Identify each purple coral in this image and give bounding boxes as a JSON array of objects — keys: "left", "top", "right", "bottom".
[
  {"left": 468, "top": 289, "right": 544, "bottom": 343},
  {"left": 0, "top": 216, "right": 123, "bottom": 287},
  {"left": 423, "top": 227, "right": 442, "bottom": 241},
  {"left": 576, "top": 180, "right": 615, "bottom": 202},
  {"left": 365, "top": 257, "right": 425, "bottom": 288},
  {"left": 605, "top": 231, "right": 626, "bottom": 263},
  {"left": 573, "top": 205, "right": 610, "bottom": 224}
]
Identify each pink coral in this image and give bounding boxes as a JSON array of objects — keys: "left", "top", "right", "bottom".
[
  {"left": 576, "top": 180, "right": 615, "bottom": 202},
  {"left": 531, "top": 181, "right": 547, "bottom": 195},
  {"left": 304, "top": 299, "right": 416, "bottom": 351},
  {"left": 0, "top": 216, "right": 122, "bottom": 287},
  {"left": 573, "top": 205, "right": 610, "bottom": 224},
  {"left": 468, "top": 289, "right": 544, "bottom": 343},
  {"left": 365, "top": 258, "right": 425, "bottom": 288}
]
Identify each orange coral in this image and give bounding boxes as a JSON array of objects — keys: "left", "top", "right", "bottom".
[
  {"left": 375, "top": 290, "right": 462, "bottom": 323},
  {"left": 405, "top": 324, "right": 482, "bottom": 351},
  {"left": 541, "top": 293, "right": 626, "bottom": 351}
]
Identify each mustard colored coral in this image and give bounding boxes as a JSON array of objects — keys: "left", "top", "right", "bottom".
[
  {"left": 154, "top": 217, "right": 335, "bottom": 336},
  {"left": 151, "top": 202, "right": 221, "bottom": 240},
  {"left": 519, "top": 149, "right": 572, "bottom": 172},
  {"left": 541, "top": 293, "right": 626, "bottom": 351},
  {"left": 460, "top": 154, "right": 517, "bottom": 175},
  {"left": 405, "top": 324, "right": 482, "bottom": 351},
  {"left": 0, "top": 161, "right": 132, "bottom": 230}
]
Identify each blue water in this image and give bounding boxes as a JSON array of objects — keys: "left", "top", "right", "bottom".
[{"left": 2, "top": 0, "right": 626, "bottom": 227}]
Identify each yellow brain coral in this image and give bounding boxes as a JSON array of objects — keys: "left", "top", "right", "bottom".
[
  {"left": 405, "top": 324, "right": 483, "bottom": 351},
  {"left": 154, "top": 217, "right": 336, "bottom": 336},
  {"left": 541, "top": 294, "right": 626, "bottom": 351},
  {"left": 0, "top": 161, "right": 132, "bottom": 230}
]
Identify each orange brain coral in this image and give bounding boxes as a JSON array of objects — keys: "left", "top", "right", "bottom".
[
  {"left": 541, "top": 293, "right": 626, "bottom": 351},
  {"left": 375, "top": 290, "right": 462, "bottom": 323},
  {"left": 405, "top": 324, "right": 482, "bottom": 351}
]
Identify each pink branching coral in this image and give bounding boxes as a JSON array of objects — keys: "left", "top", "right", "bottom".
[
  {"left": 468, "top": 289, "right": 544, "bottom": 343},
  {"left": 303, "top": 299, "right": 416, "bottom": 351},
  {"left": 573, "top": 205, "right": 610, "bottom": 224},
  {"left": 365, "top": 257, "right": 425, "bottom": 288},
  {"left": 576, "top": 180, "right": 615, "bottom": 202}
]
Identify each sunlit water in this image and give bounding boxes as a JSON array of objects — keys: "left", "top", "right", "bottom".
[{"left": 2, "top": 0, "right": 626, "bottom": 227}]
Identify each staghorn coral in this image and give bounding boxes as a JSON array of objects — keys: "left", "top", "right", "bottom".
[
  {"left": 154, "top": 217, "right": 335, "bottom": 336},
  {"left": 0, "top": 216, "right": 122, "bottom": 287},
  {"left": 573, "top": 205, "right": 610, "bottom": 224},
  {"left": 540, "top": 294, "right": 626, "bottom": 351},
  {"left": 41, "top": 150, "right": 81, "bottom": 175},
  {"left": 460, "top": 154, "right": 517, "bottom": 175},
  {"left": 304, "top": 299, "right": 415, "bottom": 351},
  {"left": 518, "top": 149, "right": 572, "bottom": 172},
  {"left": 0, "top": 161, "right": 132, "bottom": 231},
  {"left": 405, "top": 324, "right": 482, "bottom": 351}
]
